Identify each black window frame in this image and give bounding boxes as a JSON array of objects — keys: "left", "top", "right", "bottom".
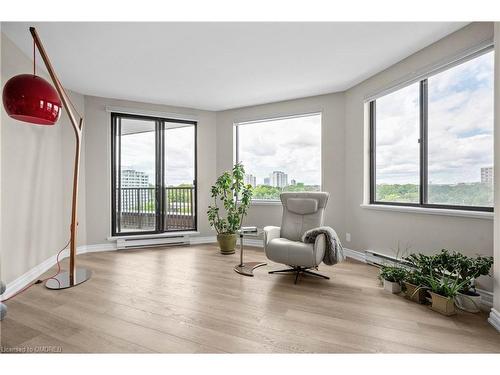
[
  {"left": 111, "top": 112, "right": 198, "bottom": 236},
  {"left": 369, "top": 50, "right": 494, "bottom": 213}
]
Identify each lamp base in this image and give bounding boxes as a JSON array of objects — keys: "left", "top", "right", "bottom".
[{"left": 45, "top": 268, "right": 92, "bottom": 290}]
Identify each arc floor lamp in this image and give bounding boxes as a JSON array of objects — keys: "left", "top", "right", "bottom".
[{"left": 2, "top": 27, "right": 91, "bottom": 290}]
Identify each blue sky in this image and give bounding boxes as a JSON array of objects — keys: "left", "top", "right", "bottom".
[{"left": 376, "top": 50, "right": 494, "bottom": 185}]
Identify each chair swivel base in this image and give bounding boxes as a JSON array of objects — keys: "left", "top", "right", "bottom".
[
  {"left": 269, "top": 266, "right": 330, "bottom": 284},
  {"left": 45, "top": 268, "right": 92, "bottom": 290}
]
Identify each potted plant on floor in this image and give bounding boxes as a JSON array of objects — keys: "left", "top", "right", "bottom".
[
  {"left": 207, "top": 163, "right": 253, "bottom": 255},
  {"left": 379, "top": 265, "right": 407, "bottom": 294},
  {"left": 423, "top": 270, "right": 471, "bottom": 316},
  {"left": 449, "top": 252, "right": 493, "bottom": 313},
  {"left": 402, "top": 252, "right": 436, "bottom": 304},
  {"left": 402, "top": 270, "right": 427, "bottom": 304}
]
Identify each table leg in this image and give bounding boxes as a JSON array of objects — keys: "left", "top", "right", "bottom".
[
  {"left": 234, "top": 232, "right": 266, "bottom": 277},
  {"left": 239, "top": 233, "right": 244, "bottom": 266}
]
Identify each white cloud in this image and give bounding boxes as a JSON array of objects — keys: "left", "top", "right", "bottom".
[
  {"left": 376, "top": 51, "right": 494, "bottom": 185},
  {"left": 121, "top": 132, "right": 156, "bottom": 184},
  {"left": 238, "top": 114, "right": 321, "bottom": 185},
  {"left": 165, "top": 126, "right": 195, "bottom": 185},
  {"left": 121, "top": 124, "right": 195, "bottom": 186}
]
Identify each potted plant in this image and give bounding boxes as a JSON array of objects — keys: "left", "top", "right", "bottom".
[
  {"left": 449, "top": 253, "right": 493, "bottom": 313},
  {"left": 403, "top": 253, "right": 436, "bottom": 276},
  {"left": 379, "top": 265, "right": 407, "bottom": 294},
  {"left": 402, "top": 270, "right": 427, "bottom": 304},
  {"left": 423, "top": 270, "right": 471, "bottom": 316},
  {"left": 207, "top": 163, "right": 253, "bottom": 255}
]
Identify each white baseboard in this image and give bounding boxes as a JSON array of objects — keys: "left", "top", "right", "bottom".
[
  {"left": 2, "top": 243, "right": 116, "bottom": 300},
  {"left": 189, "top": 236, "right": 216, "bottom": 245},
  {"left": 477, "top": 289, "right": 493, "bottom": 309},
  {"left": 2, "top": 252, "right": 62, "bottom": 300},
  {"left": 80, "top": 243, "right": 117, "bottom": 253},
  {"left": 488, "top": 308, "right": 500, "bottom": 332}
]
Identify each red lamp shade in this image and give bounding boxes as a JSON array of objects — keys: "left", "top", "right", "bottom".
[{"left": 2, "top": 74, "right": 62, "bottom": 125}]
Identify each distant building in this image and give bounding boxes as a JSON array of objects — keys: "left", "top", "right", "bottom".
[
  {"left": 120, "top": 168, "right": 150, "bottom": 212},
  {"left": 263, "top": 177, "right": 270, "bottom": 185},
  {"left": 481, "top": 167, "right": 493, "bottom": 184},
  {"left": 244, "top": 173, "right": 257, "bottom": 187},
  {"left": 121, "top": 168, "right": 149, "bottom": 187},
  {"left": 270, "top": 171, "right": 288, "bottom": 188},
  {"left": 290, "top": 179, "right": 296, "bottom": 185}
]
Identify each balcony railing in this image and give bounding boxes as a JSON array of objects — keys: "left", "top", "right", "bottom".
[{"left": 117, "top": 186, "right": 195, "bottom": 232}]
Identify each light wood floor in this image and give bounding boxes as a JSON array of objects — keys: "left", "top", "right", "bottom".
[{"left": 1, "top": 244, "right": 499, "bottom": 353}]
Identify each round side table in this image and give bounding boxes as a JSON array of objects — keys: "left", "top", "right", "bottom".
[{"left": 233, "top": 229, "right": 267, "bottom": 276}]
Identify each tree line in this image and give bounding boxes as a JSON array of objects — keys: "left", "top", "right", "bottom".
[{"left": 376, "top": 183, "right": 493, "bottom": 206}]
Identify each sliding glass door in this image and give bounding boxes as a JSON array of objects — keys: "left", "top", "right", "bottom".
[
  {"left": 111, "top": 113, "right": 197, "bottom": 236},
  {"left": 164, "top": 122, "right": 196, "bottom": 231}
]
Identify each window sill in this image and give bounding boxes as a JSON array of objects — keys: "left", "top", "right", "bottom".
[
  {"left": 360, "top": 204, "right": 493, "bottom": 220},
  {"left": 250, "top": 200, "right": 282, "bottom": 206},
  {"left": 107, "top": 231, "right": 200, "bottom": 241}
]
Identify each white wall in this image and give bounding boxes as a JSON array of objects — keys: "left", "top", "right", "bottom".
[
  {"left": 0, "top": 26, "right": 3, "bottom": 287},
  {"left": 216, "top": 93, "right": 346, "bottom": 237},
  {"left": 1, "top": 32, "right": 87, "bottom": 284},
  {"left": 344, "top": 22, "right": 494, "bottom": 290},
  {"left": 493, "top": 22, "right": 500, "bottom": 313},
  {"left": 83, "top": 96, "right": 217, "bottom": 245}
]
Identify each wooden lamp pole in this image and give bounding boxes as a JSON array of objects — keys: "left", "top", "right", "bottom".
[{"left": 29, "top": 27, "right": 91, "bottom": 289}]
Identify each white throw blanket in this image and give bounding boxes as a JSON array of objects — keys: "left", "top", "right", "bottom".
[{"left": 302, "top": 226, "right": 345, "bottom": 265}]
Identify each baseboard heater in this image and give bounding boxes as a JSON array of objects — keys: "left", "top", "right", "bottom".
[
  {"left": 116, "top": 235, "right": 189, "bottom": 250},
  {"left": 365, "top": 250, "right": 403, "bottom": 267}
]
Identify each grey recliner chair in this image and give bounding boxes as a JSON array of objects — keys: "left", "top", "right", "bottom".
[{"left": 264, "top": 192, "right": 329, "bottom": 284}]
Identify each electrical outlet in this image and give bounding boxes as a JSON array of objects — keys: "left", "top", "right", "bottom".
[{"left": 346, "top": 233, "right": 351, "bottom": 242}]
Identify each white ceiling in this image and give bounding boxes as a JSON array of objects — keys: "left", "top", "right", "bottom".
[{"left": 2, "top": 22, "right": 468, "bottom": 111}]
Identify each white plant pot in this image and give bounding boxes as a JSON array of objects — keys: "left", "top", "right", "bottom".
[
  {"left": 455, "top": 292, "right": 481, "bottom": 313},
  {"left": 383, "top": 279, "right": 401, "bottom": 294}
]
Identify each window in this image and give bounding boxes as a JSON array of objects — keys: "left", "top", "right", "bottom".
[
  {"left": 111, "top": 113, "right": 197, "bottom": 235},
  {"left": 373, "top": 83, "right": 420, "bottom": 203},
  {"left": 235, "top": 113, "right": 321, "bottom": 201},
  {"left": 370, "top": 48, "right": 494, "bottom": 211}
]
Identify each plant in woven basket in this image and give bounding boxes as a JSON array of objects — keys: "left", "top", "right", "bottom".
[
  {"left": 403, "top": 253, "right": 436, "bottom": 276},
  {"left": 422, "top": 270, "right": 471, "bottom": 299},
  {"left": 404, "top": 270, "right": 425, "bottom": 286},
  {"left": 402, "top": 270, "right": 428, "bottom": 304}
]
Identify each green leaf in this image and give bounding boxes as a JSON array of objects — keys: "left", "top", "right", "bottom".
[{"left": 206, "top": 162, "right": 254, "bottom": 234}]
